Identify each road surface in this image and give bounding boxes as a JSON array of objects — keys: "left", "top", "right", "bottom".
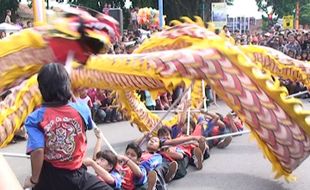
[{"left": 1, "top": 101, "right": 310, "bottom": 190}]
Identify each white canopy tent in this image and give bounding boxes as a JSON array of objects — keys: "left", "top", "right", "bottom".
[{"left": 0, "top": 23, "right": 22, "bottom": 32}]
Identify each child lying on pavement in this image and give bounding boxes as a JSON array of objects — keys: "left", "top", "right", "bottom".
[
  {"left": 83, "top": 129, "right": 122, "bottom": 189},
  {"left": 157, "top": 126, "right": 208, "bottom": 180}
]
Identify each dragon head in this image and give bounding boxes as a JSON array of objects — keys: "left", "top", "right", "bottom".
[{"left": 43, "top": 6, "right": 120, "bottom": 63}]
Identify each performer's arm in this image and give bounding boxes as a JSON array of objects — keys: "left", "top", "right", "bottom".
[
  {"left": 30, "top": 148, "right": 44, "bottom": 183},
  {"left": 93, "top": 128, "right": 103, "bottom": 160}
]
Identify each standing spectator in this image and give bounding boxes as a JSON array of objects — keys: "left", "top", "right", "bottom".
[
  {"left": 301, "top": 33, "right": 310, "bottom": 51},
  {"left": 26, "top": 21, "right": 33, "bottom": 28},
  {"left": 301, "top": 51, "right": 308, "bottom": 61},
  {"left": 77, "top": 89, "right": 93, "bottom": 109},
  {"left": 103, "top": 3, "right": 109, "bottom": 15},
  {"left": 5, "top": 10, "right": 12, "bottom": 24},
  {"left": 23, "top": 63, "right": 112, "bottom": 190},
  {"left": 144, "top": 91, "right": 156, "bottom": 110},
  {"left": 270, "top": 37, "right": 283, "bottom": 52},
  {"left": 222, "top": 25, "right": 230, "bottom": 37},
  {"left": 283, "top": 33, "right": 302, "bottom": 57},
  {"left": 287, "top": 49, "right": 296, "bottom": 58},
  {"left": 130, "top": 8, "right": 138, "bottom": 31}
]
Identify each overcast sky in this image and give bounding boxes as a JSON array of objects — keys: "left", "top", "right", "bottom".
[{"left": 228, "top": 0, "right": 264, "bottom": 18}]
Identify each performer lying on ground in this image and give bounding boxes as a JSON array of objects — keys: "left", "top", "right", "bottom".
[
  {"left": 83, "top": 128, "right": 122, "bottom": 189},
  {"left": 157, "top": 126, "right": 208, "bottom": 175}
]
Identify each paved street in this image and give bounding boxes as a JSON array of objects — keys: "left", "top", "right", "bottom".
[{"left": 1, "top": 101, "right": 310, "bottom": 190}]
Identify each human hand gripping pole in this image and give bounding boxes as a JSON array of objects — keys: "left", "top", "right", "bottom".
[{"left": 92, "top": 121, "right": 118, "bottom": 155}]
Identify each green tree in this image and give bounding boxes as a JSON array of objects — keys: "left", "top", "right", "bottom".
[
  {"left": 61, "top": 0, "right": 235, "bottom": 28},
  {"left": 255, "top": 0, "right": 310, "bottom": 19},
  {"left": 129, "top": 0, "right": 232, "bottom": 26},
  {"left": 67, "top": 0, "right": 125, "bottom": 11},
  {"left": 0, "top": 0, "right": 20, "bottom": 22},
  {"left": 66, "top": 0, "right": 234, "bottom": 23},
  {"left": 300, "top": 3, "right": 310, "bottom": 25}
]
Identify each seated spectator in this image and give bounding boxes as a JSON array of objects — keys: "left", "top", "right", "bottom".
[
  {"left": 90, "top": 89, "right": 107, "bottom": 123},
  {"left": 155, "top": 98, "right": 164, "bottom": 110},
  {"left": 160, "top": 93, "right": 170, "bottom": 110},
  {"left": 101, "top": 91, "right": 118, "bottom": 122}
]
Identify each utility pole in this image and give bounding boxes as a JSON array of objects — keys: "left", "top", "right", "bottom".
[
  {"left": 295, "top": 0, "right": 300, "bottom": 29},
  {"left": 158, "top": 0, "right": 164, "bottom": 29},
  {"left": 202, "top": 0, "right": 206, "bottom": 21}
]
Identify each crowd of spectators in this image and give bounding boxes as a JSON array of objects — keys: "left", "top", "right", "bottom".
[
  {"left": 224, "top": 25, "right": 310, "bottom": 98},
  {"left": 0, "top": 9, "right": 33, "bottom": 39},
  {"left": 228, "top": 25, "right": 310, "bottom": 61}
]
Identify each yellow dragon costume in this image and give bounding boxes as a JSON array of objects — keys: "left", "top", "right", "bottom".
[{"left": 0, "top": 0, "right": 310, "bottom": 182}]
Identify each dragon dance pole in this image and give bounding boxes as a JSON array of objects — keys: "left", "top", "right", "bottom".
[
  {"left": 151, "top": 109, "right": 212, "bottom": 113},
  {"left": 202, "top": 80, "right": 207, "bottom": 112},
  {"left": 0, "top": 152, "right": 30, "bottom": 159},
  {"left": 92, "top": 121, "right": 118, "bottom": 155},
  {"left": 186, "top": 87, "right": 192, "bottom": 135},
  {"left": 33, "top": 0, "right": 47, "bottom": 26},
  {"left": 205, "top": 130, "right": 250, "bottom": 141},
  {"left": 286, "top": 90, "right": 309, "bottom": 99}
]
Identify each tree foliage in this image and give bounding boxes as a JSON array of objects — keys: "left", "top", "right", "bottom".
[
  {"left": 300, "top": 3, "right": 310, "bottom": 25},
  {"left": 20, "top": 0, "right": 234, "bottom": 28},
  {"left": 256, "top": 0, "right": 310, "bottom": 19},
  {"left": 150, "top": 0, "right": 234, "bottom": 23},
  {"left": 67, "top": 0, "right": 125, "bottom": 12},
  {"left": 0, "top": 0, "right": 20, "bottom": 22},
  {"left": 65, "top": 0, "right": 234, "bottom": 24}
]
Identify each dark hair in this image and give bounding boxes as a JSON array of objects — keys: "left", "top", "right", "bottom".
[
  {"left": 186, "top": 119, "right": 196, "bottom": 130},
  {"left": 96, "top": 150, "right": 117, "bottom": 170},
  {"left": 157, "top": 126, "right": 171, "bottom": 137},
  {"left": 126, "top": 143, "right": 142, "bottom": 158},
  {"left": 216, "top": 113, "right": 224, "bottom": 121},
  {"left": 37, "top": 63, "right": 72, "bottom": 103}
]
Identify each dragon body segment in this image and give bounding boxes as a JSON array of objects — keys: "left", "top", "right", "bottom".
[{"left": 0, "top": 6, "right": 309, "bottom": 181}]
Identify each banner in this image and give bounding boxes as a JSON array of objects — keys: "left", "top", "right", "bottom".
[
  {"left": 283, "top": 15, "right": 294, "bottom": 30},
  {"left": 212, "top": 2, "right": 228, "bottom": 29}
]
